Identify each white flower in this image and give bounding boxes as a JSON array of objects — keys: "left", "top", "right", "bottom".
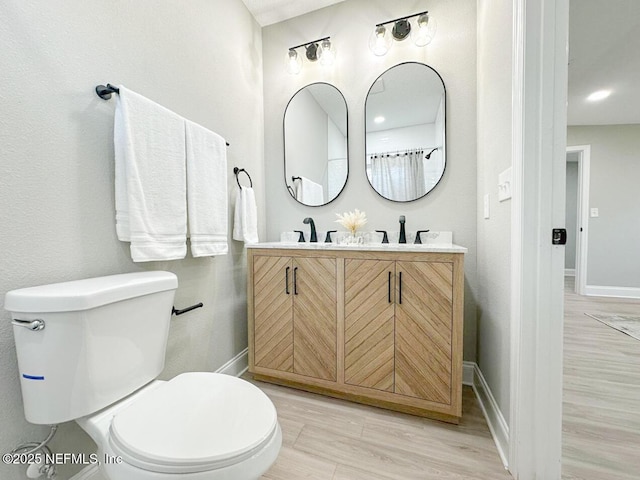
[{"left": 335, "top": 209, "right": 367, "bottom": 235}]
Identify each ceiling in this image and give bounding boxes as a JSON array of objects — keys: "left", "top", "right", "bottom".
[
  {"left": 241, "top": 0, "right": 346, "bottom": 26},
  {"left": 568, "top": 0, "right": 640, "bottom": 125}
]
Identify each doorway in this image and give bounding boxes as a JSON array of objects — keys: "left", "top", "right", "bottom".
[{"left": 565, "top": 145, "right": 590, "bottom": 295}]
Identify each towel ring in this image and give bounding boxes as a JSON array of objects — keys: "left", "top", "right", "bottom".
[{"left": 233, "top": 167, "right": 253, "bottom": 188}]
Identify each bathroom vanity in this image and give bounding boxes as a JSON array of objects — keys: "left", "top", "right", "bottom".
[{"left": 247, "top": 242, "right": 466, "bottom": 423}]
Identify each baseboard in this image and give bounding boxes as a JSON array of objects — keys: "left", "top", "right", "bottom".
[
  {"left": 584, "top": 285, "right": 640, "bottom": 299},
  {"left": 215, "top": 348, "right": 249, "bottom": 377},
  {"left": 564, "top": 268, "right": 575, "bottom": 276},
  {"left": 69, "top": 464, "right": 100, "bottom": 480},
  {"left": 462, "top": 361, "right": 475, "bottom": 386},
  {"left": 468, "top": 362, "right": 509, "bottom": 469}
]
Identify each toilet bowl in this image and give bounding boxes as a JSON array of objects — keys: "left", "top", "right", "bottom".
[
  {"left": 4, "top": 272, "right": 282, "bottom": 480},
  {"left": 79, "top": 372, "right": 281, "bottom": 480}
]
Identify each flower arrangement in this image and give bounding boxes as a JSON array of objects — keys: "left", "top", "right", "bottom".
[{"left": 335, "top": 209, "right": 367, "bottom": 235}]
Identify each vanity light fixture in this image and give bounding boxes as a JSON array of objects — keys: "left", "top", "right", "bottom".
[
  {"left": 369, "top": 10, "right": 437, "bottom": 56},
  {"left": 286, "top": 36, "right": 335, "bottom": 74}
]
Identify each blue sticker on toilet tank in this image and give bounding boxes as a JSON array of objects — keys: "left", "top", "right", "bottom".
[{"left": 22, "top": 374, "right": 45, "bottom": 380}]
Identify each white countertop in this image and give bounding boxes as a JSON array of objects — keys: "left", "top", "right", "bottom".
[{"left": 247, "top": 242, "right": 467, "bottom": 254}]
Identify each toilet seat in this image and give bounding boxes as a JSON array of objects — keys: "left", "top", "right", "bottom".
[{"left": 108, "top": 372, "right": 278, "bottom": 474}]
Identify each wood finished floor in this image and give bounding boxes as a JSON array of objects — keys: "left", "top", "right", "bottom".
[
  {"left": 247, "top": 377, "right": 511, "bottom": 480},
  {"left": 562, "top": 277, "right": 640, "bottom": 480}
]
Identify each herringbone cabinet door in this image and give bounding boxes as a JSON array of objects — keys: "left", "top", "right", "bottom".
[
  {"left": 395, "top": 260, "right": 453, "bottom": 404},
  {"left": 293, "top": 257, "right": 337, "bottom": 381},
  {"left": 253, "top": 255, "right": 294, "bottom": 372},
  {"left": 344, "top": 259, "right": 395, "bottom": 392}
]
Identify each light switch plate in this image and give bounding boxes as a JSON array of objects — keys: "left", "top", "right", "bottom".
[
  {"left": 484, "top": 194, "right": 490, "bottom": 219},
  {"left": 498, "top": 167, "right": 512, "bottom": 202},
  {"left": 590, "top": 208, "right": 599, "bottom": 218}
]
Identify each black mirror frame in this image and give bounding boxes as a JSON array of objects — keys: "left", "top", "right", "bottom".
[
  {"left": 364, "top": 61, "right": 447, "bottom": 203},
  {"left": 283, "top": 82, "right": 349, "bottom": 207}
]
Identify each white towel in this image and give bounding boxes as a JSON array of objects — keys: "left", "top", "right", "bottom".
[
  {"left": 233, "top": 186, "right": 259, "bottom": 244},
  {"left": 114, "top": 86, "right": 187, "bottom": 262},
  {"left": 185, "top": 120, "right": 228, "bottom": 257},
  {"left": 296, "top": 176, "right": 324, "bottom": 205}
]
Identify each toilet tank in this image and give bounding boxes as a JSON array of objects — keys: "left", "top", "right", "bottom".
[{"left": 4, "top": 271, "right": 178, "bottom": 425}]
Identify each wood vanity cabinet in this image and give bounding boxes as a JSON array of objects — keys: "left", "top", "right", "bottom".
[
  {"left": 248, "top": 247, "right": 464, "bottom": 423},
  {"left": 251, "top": 253, "right": 337, "bottom": 381}
]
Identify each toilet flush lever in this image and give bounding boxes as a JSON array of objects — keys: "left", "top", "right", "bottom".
[
  {"left": 172, "top": 303, "right": 204, "bottom": 316},
  {"left": 12, "top": 318, "right": 46, "bottom": 331}
]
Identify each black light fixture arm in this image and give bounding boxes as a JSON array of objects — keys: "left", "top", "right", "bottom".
[
  {"left": 376, "top": 10, "right": 428, "bottom": 27},
  {"left": 288, "top": 36, "right": 330, "bottom": 52}
]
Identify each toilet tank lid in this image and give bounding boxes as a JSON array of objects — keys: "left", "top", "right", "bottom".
[{"left": 4, "top": 271, "right": 178, "bottom": 313}]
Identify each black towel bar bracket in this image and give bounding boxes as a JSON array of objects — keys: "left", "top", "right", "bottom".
[
  {"left": 172, "top": 302, "right": 203, "bottom": 316},
  {"left": 234, "top": 167, "right": 253, "bottom": 188},
  {"left": 95, "top": 83, "right": 229, "bottom": 146}
]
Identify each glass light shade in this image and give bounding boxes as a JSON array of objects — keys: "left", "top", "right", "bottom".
[
  {"left": 286, "top": 49, "right": 302, "bottom": 75},
  {"left": 369, "top": 26, "right": 392, "bottom": 56},
  {"left": 412, "top": 13, "right": 437, "bottom": 47},
  {"left": 318, "top": 39, "right": 336, "bottom": 66}
]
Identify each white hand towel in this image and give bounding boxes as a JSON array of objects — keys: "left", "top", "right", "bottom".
[
  {"left": 114, "top": 86, "right": 187, "bottom": 262},
  {"left": 297, "top": 176, "right": 324, "bottom": 205},
  {"left": 233, "top": 186, "right": 259, "bottom": 244},
  {"left": 185, "top": 120, "right": 228, "bottom": 257}
]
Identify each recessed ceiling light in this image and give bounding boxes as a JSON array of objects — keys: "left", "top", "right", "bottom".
[
  {"left": 587, "top": 90, "right": 611, "bottom": 102},
  {"left": 374, "top": 116, "right": 385, "bottom": 123}
]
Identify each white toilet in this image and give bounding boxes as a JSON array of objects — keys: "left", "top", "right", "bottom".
[{"left": 5, "top": 271, "right": 281, "bottom": 480}]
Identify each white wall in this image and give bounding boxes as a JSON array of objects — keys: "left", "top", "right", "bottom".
[
  {"left": 0, "top": 1, "right": 264, "bottom": 479},
  {"left": 366, "top": 124, "right": 435, "bottom": 153},
  {"left": 568, "top": 125, "right": 640, "bottom": 289},
  {"left": 476, "top": 0, "right": 513, "bottom": 423},
  {"left": 285, "top": 88, "right": 329, "bottom": 193},
  {"left": 262, "top": 0, "right": 479, "bottom": 360}
]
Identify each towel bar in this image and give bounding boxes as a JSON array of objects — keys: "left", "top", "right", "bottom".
[{"left": 95, "top": 84, "right": 230, "bottom": 146}]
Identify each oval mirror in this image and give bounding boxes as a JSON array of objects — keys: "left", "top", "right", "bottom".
[
  {"left": 365, "top": 62, "right": 446, "bottom": 202},
  {"left": 284, "top": 82, "right": 348, "bottom": 206}
]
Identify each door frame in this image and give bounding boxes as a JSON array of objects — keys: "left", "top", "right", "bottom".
[
  {"left": 566, "top": 145, "right": 591, "bottom": 295},
  {"left": 509, "top": 0, "right": 569, "bottom": 478}
]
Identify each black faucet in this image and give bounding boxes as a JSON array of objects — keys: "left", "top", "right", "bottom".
[
  {"left": 414, "top": 230, "right": 431, "bottom": 244},
  {"left": 325, "top": 230, "right": 337, "bottom": 243},
  {"left": 303, "top": 217, "right": 317, "bottom": 242},
  {"left": 375, "top": 230, "right": 389, "bottom": 244},
  {"left": 399, "top": 216, "right": 407, "bottom": 243},
  {"left": 294, "top": 230, "right": 305, "bottom": 242}
]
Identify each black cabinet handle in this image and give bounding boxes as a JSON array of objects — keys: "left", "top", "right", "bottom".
[
  {"left": 293, "top": 267, "right": 298, "bottom": 295},
  {"left": 388, "top": 271, "right": 392, "bottom": 303},
  {"left": 398, "top": 272, "right": 402, "bottom": 304},
  {"left": 285, "top": 266, "right": 290, "bottom": 295}
]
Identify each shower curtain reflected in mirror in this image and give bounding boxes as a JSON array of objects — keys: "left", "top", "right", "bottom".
[{"left": 369, "top": 150, "right": 426, "bottom": 202}]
